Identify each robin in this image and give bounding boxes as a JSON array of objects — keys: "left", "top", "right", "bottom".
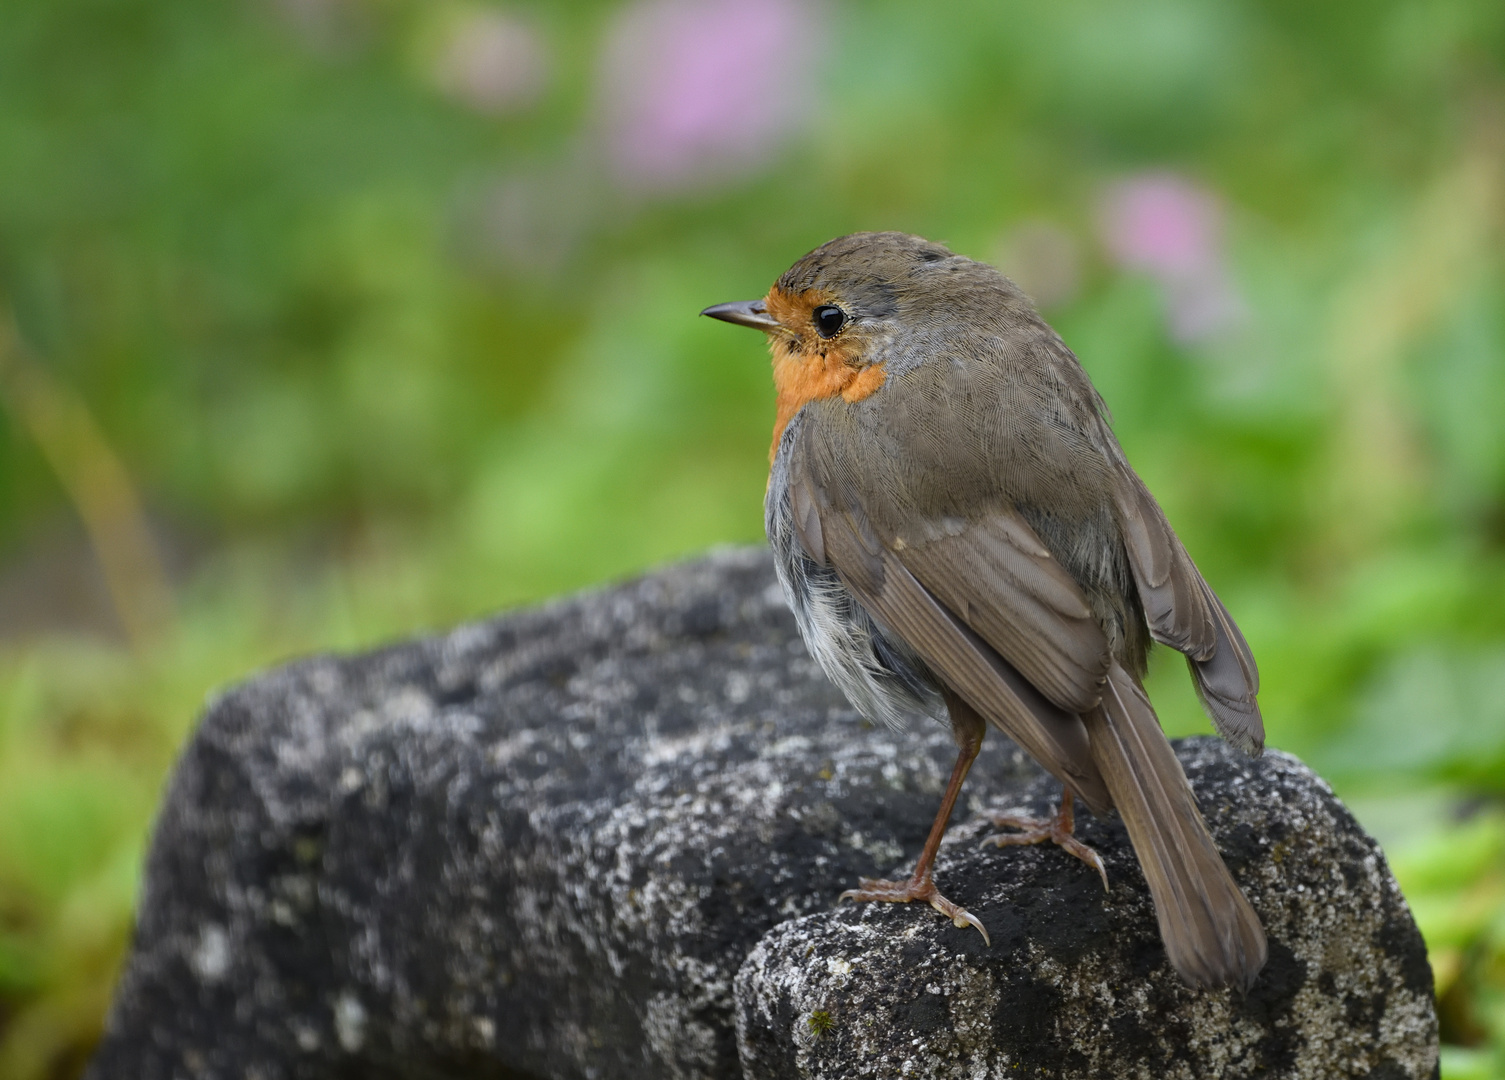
[{"left": 702, "top": 231, "right": 1267, "bottom": 990}]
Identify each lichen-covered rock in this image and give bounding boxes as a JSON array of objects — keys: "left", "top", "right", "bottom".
[
  {"left": 734, "top": 748, "right": 1439, "bottom": 1080},
  {"left": 86, "top": 548, "right": 1437, "bottom": 1080}
]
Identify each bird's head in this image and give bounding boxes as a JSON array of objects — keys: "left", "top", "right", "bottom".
[{"left": 703, "top": 232, "right": 1007, "bottom": 458}]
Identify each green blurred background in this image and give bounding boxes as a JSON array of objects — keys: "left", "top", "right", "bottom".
[{"left": 1, "top": 0, "right": 1503, "bottom": 1074}]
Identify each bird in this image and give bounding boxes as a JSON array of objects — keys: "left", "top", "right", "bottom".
[{"left": 701, "top": 231, "right": 1268, "bottom": 991}]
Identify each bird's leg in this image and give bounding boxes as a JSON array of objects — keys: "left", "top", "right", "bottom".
[
  {"left": 982, "top": 789, "right": 1109, "bottom": 890},
  {"left": 839, "top": 694, "right": 991, "bottom": 944}
]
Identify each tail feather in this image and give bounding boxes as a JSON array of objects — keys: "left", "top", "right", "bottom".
[{"left": 1085, "top": 663, "right": 1267, "bottom": 990}]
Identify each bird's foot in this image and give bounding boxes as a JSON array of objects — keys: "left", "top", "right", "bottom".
[
  {"left": 982, "top": 798, "right": 1109, "bottom": 891},
  {"left": 839, "top": 873, "right": 991, "bottom": 945}
]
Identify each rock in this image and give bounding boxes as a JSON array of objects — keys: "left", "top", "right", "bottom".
[
  {"left": 86, "top": 548, "right": 1438, "bottom": 1080},
  {"left": 734, "top": 749, "right": 1440, "bottom": 1080}
]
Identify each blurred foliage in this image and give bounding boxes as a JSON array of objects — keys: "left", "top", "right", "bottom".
[{"left": 0, "top": 0, "right": 1503, "bottom": 1075}]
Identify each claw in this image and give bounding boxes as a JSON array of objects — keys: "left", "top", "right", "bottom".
[
  {"left": 983, "top": 794, "right": 1110, "bottom": 892},
  {"left": 838, "top": 874, "right": 991, "bottom": 945},
  {"left": 1061, "top": 837, "right": 1109, "bottom": 892},
  {"left": 941, "top": 902, "right": 991, "bottom": 946}
]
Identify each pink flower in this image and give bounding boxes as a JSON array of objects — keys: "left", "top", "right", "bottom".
[
  {"left": 1101, "top": 174, "right": 1223, "bottom": 277},
  {"left": 1099, "top": 173, "right": 1247, "bottom": 344},
  {"left": 597, "top": 0, "right": 819, "bottom": 190}
]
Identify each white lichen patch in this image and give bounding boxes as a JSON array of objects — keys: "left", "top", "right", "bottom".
[
  {"left": 189, "top": 923, "right": 230, "bottom": 983},
  {"left": 332, "top": 991, "right": 366, "bottom": 1053}
]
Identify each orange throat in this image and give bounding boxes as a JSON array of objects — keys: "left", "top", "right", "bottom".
[{"left": 764, "top": 290, "right": 886, "bottom": 461}]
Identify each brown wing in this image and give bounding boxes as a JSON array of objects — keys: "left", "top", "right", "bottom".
[
  {"left": 893, "top": 512, "right": 1112, "bottom": 715},
  {"left": 1114, "top": 466, "right": 1264, "bottom": 755},
  {"left": 789, "top": 455, "right": 1111, "bottom": 815}
]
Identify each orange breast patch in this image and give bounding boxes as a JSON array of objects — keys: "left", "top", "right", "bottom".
[
  {"left": 765, "top": 288, "right": 886, "bottom": 461},
  {"left": 769, "top": 343, "right": 886, "bottom": 460}
]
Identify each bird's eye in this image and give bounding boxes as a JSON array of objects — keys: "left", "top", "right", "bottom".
[{"left": 813, "top": 305, "right": 846, "bottom": 338}]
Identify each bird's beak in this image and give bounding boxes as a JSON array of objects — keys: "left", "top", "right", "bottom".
[{"left": 700, "top": 299, "right": 780, "bottom": 332}]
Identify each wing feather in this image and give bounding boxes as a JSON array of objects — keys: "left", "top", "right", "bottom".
[
  {"left": 1114, "top": 467, "right": 1264, "bottom": 755},
  {"left": 1114, "top": 469, "right": 1215, "bottom": 658},
  {"left": 897, "top": 514, "right": 1111, "bottom": 714},
  {"left": 796, "top": 467, "right": 1112, "bottom": 814}
]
